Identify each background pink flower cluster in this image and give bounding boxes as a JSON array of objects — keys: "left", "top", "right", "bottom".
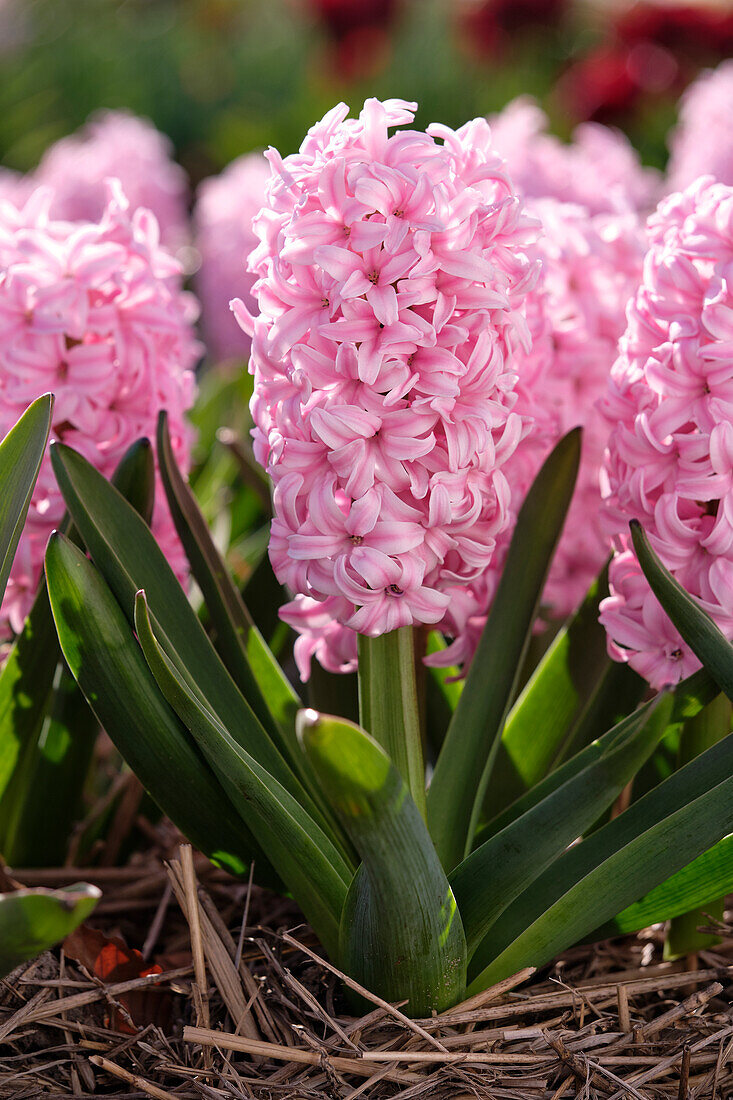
[
  {"left": 236, "top": 98, "right": 540, "bottom": 671},
  {"left": 600, "top": 176, "right": 733, "bottom": 689},
  {"left": 0, "top": 111, "right": 189, "bottom": 252},
  {"left": 426, "top": 199, "right": 646, "bottom": 669},
  {"left": 0, "top": 182, "right": 198, "bottom": 635},
  {"left": 194, "top": 152, "right": 270, "bottom": 364}
]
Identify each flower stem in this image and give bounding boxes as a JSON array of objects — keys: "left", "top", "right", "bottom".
[{"left": 358, "top": 627, "right": 427, "bottom": 820}]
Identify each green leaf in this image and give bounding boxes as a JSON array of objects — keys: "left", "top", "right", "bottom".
[
  {"left": 157, "top": 411, "right": 301, "bottom": 757},
  {"left": 483, "top": 566, "right": 612, "bottom": 815},
  {"left": 109, "top": 437, "right": 155, "bottom": 525},
  {"left": 49, "top": 442, "right": 318, "bottom": 826},
  {"left": 0, "top": 581, "right": 59, "bottom": 806},
  {"left": 427, "top": 429, "right": 581, "bottom": 871},
  {"left": 44, "top": 532, "right": 264, "bottom": 880},
  {"left": 358, "top": 627, "right": 426, "bottom": 818},
  {"left": 451, "top": 692, "right": 672, "bottom": 956},
  {"left": 299, "top": 709, "right": 466, "bottom": 1016},
  {"left": 665, "top": 692, "right": 731, "bottom": 958},
  {"left": 0, "top": 436, "right": 155, "bottom": 866},
  {"left": 0, "top": 664, "right": 98, "bottom": 867},
  {"left": 475, "top": 667, "right": 717, "bottom": 845},
  {"left": 631, "top": 520, "right": 733, "bottom": 701},
  {"left": 596, "top": 834, "right": 733, "bottom": 938},
  {"left": 0, "top": 394, "right": 53, "bottom": 605},
  {"left": 134, "top": 592, "right": 352, "bottom": 957},
  {"left": 468, "top": 726, "right": 733, "bottom": 992},
  {"left": 0, "top": 885, "right": 100, "bottom": 978},
  {"left": 555, "top": 660, "right": 646, "bottom": 767}
]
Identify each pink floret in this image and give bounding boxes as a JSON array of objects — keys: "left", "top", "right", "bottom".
[
  {"left": 600, "top": 176, "right": 733, "bottom": 689},
  {"left": 194, "top": 152, "right": 270, "bottom": 363},
  {"left": 236, "top": 98, "right": 539, "bottom": 676},
  {"left": 0, "top": 183, "right": 199, "bottom": 636}
]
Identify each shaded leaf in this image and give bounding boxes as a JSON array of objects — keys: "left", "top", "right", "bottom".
[
  {"left": 44, "top": 532, "right": 266, "bottom": 880},
  {"left": 0, "top": 394, "right": 53, "bottom": 605},
  {"left": 134, "top": 591, "right": 352, "bottom": 957},
  {"left": 427, "top": 429, "right": 581, "bottom": 871}
]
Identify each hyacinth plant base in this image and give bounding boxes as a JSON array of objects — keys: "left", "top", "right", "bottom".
[{"left": 2, "top": 830, "right": 732, "bottom": 1100}]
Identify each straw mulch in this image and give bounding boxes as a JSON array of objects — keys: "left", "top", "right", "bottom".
[{"left": 1, "top": 835, "right": 732, "bottom": 1099}]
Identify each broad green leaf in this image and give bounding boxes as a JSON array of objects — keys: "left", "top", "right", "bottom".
[
  {"left": 157, "top": 412, "right": 301, "bottom": 758},
  {"left": 0, "top": 394, "right": 53, "bottom": 605},
  {"left": 134, "top": 592, "right": 352, "bottom": 956},
  {"left": 483, "top": 567, "right": 612, "bottom": 814},
  {"left": 44, "top": 532, "right": 266, "bottom": 880},
  {"left": 665, "top": 692, "right": 731, "bottom": 958},
  {"left": 595, "top": 834, "right": 733, "bottom": 938},
  {"left": 451, "top": 692, "right": 671, "bottom": 956},
  {"left": 0, "top": 581, "right": 59, "bottom": 804},
  {"left": 555, "top": 660, "right": 646, "bottom": 767},
  {"left": 0, "top": 437, "right": 154, "bottom": 866},
  {"left": 428, "top": 429, "right": 581, "bottom": 871},
  {"left": 49, "top": 443, "right": 320, "bottom": 829},
  {"left": 109, "top": 437, "right": 155, "bottom": 525},
  {"left": 0, "top": 664, "right": 98, "bottom": 867},
  {"left": 0, "top": 885, "right": 100, "bottom": 978},
  {"left": 475, "top": 667, "right": 717, "bottom": 845},
  {"left": 632, "top": 520, "right": 733, "bottom": 701},
  {"left": 468, "top": 727, "right": 733, "bottom": 991},
  {"left": 358, "top": 628, "right": 426, "bottom": 818},
  {"left": 299, "top": 710, "right": 466, "bottom": 1016}
]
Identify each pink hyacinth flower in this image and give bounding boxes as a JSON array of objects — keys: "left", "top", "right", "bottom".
[
  {"left": 490, "top": 96, "right": 659, "bottom": 215},
  {"left": 194, "top": 152, "right": 270, "bottom": 363},
  {"left": 235, "top": 98, "right": 539, "bottom": 673},
  {"left": 667, "top": 61, "right": 733, "bottom": 193},
  {"left": 35, "top": 111, "right": 189, "bottom": 251},
  {"left": 600, "top": 176, "right": 733, "bottom": 689},
  {"left": 0, "top": 182, "right": 199, "bottom": 636}
]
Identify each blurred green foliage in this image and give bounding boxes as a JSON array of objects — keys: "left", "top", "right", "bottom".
[{"left": 0, "top": 0, "right": 608, "bottom": 186}]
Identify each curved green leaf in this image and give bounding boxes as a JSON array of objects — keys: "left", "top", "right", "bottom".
[
  {"left": 475, "top": 667, "right": 717, "bottom": 845},
  {"left": 44, "top": 532, "right": 265, "bottom": 880},
  {"left": 427, "top": 429, "right": 581, "bottom": 871},
  {"left": 299, "top": 710, "right": 466, "bottom": 1016},
  {"left": 134, "top": 592, "right": 352, "bottom": 956},
  {"left": 484, "top": 566, "right": 612, "bottom": 815},
  {"left": 0, "top": 437, "right": 155, "bottom": 866},
  {"left": 595, "top": 834, "right": 733, "bottom": 938},
  {"left": 631, "top": 520, "right": 733, "bottom": 701},
  {"left": 452, "top": 692, "right": 671, "bottom": 956},
  {"left": 0, "top": 394, "right": 53, "bottom": 605},
  {"left": 49, "top": 443, "right": 319, "bottom": 826},
  {"left": 157, "top": 411, "right": 301, "bottom": 756},
  {"left": 468, "top": 728, "right": 733, "bottom": 991},
  {"left": 0, "top": 885, "right": 100, "bottom": 978}
]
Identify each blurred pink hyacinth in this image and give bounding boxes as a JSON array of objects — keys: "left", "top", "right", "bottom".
[
  {"left": 667, "top": 61, "right": 733, "bottom": 192},
  {"left": 600, "top": 176, "right": 733, "bottom": 689},
  {"left": 490, "top": 96, "right": 658, "bottom": 215},
  {"left": 35, "top": 111, "right": 189, "bottom": 251},
  {"left": 194, "top": 152, "right": 270, "bottom": 363},
  {"left": 0, "top": 182, "right": 199, "bottom": 636},
  {"left": 235, "top": 98, "right": 540, "bottom": 678},
  {"left": 424, "top": 198, "right": 646, "bottom": 670}
]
